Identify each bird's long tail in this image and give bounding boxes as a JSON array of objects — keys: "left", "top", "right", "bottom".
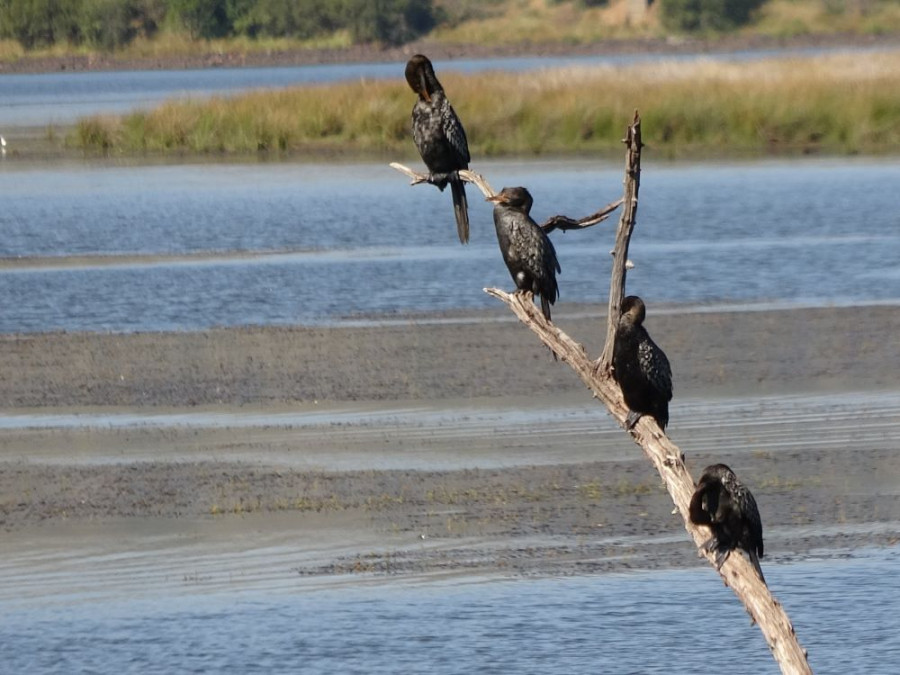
[
  {"left": 450, "top": 177, "right": 469, "bottom": 244},
  {"left": 656, "top": 406, "right": 669, "bottom": 432},
  {"left": 748, "top": 550, "right": 767, "bottom": 586},
  {"left": 530, "top": 293, "right": 557, "bottom": 361}
]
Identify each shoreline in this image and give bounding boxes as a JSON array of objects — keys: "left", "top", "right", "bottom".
[
  {"left": 7, "top": 35, "right": 900, "bottom": 162},
  {"left": 2, "top": 31, "right": 898, "bottom": 75},
  {"left": 5, "top": 41, "right": 900, "bottom": 161}
]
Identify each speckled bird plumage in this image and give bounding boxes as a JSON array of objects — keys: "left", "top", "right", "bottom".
[
  {"left": 612, "top": 296, "right": 672, "bottom": 430},
  {"left": 405, "top": 54, "right": 471, "bottom": 244},
  {"left": 689, "top": 463, "right": 766, "bottom": 583},
  {"left": 489, "top": 186, "right": 560, "bottom": 322}
]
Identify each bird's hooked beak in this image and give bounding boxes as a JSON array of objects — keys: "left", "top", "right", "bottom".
[
  {"left": 419, "top": 69, "right": 431, "bottom": 103},
  {"left": 486, "top": 194, "right": 504, "bottom": 203}
]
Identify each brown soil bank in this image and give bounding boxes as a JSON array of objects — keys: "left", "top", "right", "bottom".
[{"left": 1, "top": 304, "right": 897, "bottom": 408}]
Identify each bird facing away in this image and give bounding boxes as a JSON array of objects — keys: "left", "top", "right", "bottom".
[
  {"left": 612, "top": 296, "right": 673, "bottom": 430},
  {"left": 488, "top": 186, "right": 560, "bottom": 321},
  {"left": 405, "top": 54, "right": 471, "bottom": 244},
  {"left": 689, "top": 463, "right": 766, "bottom": 584}
]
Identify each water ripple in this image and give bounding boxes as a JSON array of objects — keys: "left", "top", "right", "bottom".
[{"left": 1, "top": 159, "right": 899, "bottom": 333}]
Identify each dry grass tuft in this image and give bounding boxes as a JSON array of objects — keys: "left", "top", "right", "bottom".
[{"left": 72, "top": 50, "right": 900, "bottom": 157}]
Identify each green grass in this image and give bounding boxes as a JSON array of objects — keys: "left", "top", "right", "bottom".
[
  {"left": 71, "top": 51, "right": 900, "bottom": 158},
  {"left": 0, "top": 39, "right": 25, "bottom": 62}
]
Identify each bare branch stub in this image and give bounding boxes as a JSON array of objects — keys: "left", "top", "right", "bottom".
[
  {"left": 389, "top": 161, "right": 431, "bottom": 185},
  {"left": 598, "top": 110, "right": 643, "bottom": 372},
  {"left": 389, "top": 163, "right": 498, "bottom": 199}
]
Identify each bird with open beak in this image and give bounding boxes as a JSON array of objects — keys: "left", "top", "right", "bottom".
[{"left": 487, "top": 186, "right": 560, "bottom": 322}]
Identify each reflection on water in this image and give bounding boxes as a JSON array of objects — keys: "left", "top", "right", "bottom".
[
  {"left": 0, "top": 546, "right": 897, "bottom": 674},
  {"left": 1, "top": 159, "right": 899, "bottom": 333}
]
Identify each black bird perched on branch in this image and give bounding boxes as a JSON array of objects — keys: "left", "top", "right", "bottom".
[
  {"left": 405, "top": 54, "right": 471, "bottom": 244},
  {"left": 612, "top": 296, "right": 672, "bottom": 430},
  {"left": 690, "top": 463, "right": 766, "bottom": 584},
  {"left": 488, "top": 186, "right": 560, "bottom": 322}
]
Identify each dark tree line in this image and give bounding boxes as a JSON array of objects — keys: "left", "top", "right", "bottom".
[
  {"left": 659, "top": 0, "right": 767, "bottom": 32},
  {"left": 0, "top": 0, "right": 774, "bottom": 53},
  {"left": 0, "top": 0, "right": 439, "bottom": 50}
]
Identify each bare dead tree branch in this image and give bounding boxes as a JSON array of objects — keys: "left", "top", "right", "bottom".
[
  {"left": 389, "top": 162, "right": 621, "bottom": 233},
  {"left": 483, "top": 288, "right": 811, "bottom": 673},
  {"left": 539, "top": 198, "right": 623, "bottom": 234},
  {"left": 391, "top": 112, "right": 813, "bottom": 674},
  {"left": 598, "top": 110, "right": 643, "bottom": 371},
  {"left": 389, "top": 163, "right": 498, "bottom": 200}
]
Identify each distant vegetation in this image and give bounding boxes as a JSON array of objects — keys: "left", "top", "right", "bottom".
[
  {"left": 0, "top": 0, "right": 439, "bottom": 50},
  {"left": 72, "top": 52, "right": 900, "bottom": 158},
  {"left": 660, "top": 0, "right": 767, "bottom": 32},
  {"left": 2, "top": 0, "right": 900, "bottom": 57}
]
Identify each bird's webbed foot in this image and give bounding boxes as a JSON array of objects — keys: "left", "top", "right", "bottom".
[
  {"left": 512, "top": 288, "right": 534, "bottom": 304},
  {"left": 699, "top": 535, "right": 719, "bottom": 554},
  {"left": 714, "top": 546, "right": 732, "bottom": 571},
  {"left": 625, "top": 410, "right": 642, "bottom": 430},
  {"left": 699, "top": 536, "right": 732, "bottom": 570}
]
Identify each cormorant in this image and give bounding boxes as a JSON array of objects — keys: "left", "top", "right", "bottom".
[
  {"left": 612, "top": 296, "right": 672, "bottom": 430},
  {"left": 405, "top": 54, "right": 471, "bottom": 244},
  {"left": 689, "top": 463, "right": 766, "bottom": 583},
  {"left": 488, "top": 186, "right": 560, "bottom": 321}
]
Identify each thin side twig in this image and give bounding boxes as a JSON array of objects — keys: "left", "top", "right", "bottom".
[{"left": 539, "top": 198, "right": 623, "bottom": 234}]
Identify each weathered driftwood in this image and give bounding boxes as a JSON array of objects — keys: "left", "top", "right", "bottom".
[
  {"left": 390, "top": 113, "right": 812, "bottom": 674},
  {"left": 485, "top": 288, "right": 812, "bottom": 675}
]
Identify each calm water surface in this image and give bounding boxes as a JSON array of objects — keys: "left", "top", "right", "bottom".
[
  {"left": 1, "top": 547, "right": 897, "bottom": 674},
  {"left": 1, "top": 158, "right": 898, "bottom": 333}
]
